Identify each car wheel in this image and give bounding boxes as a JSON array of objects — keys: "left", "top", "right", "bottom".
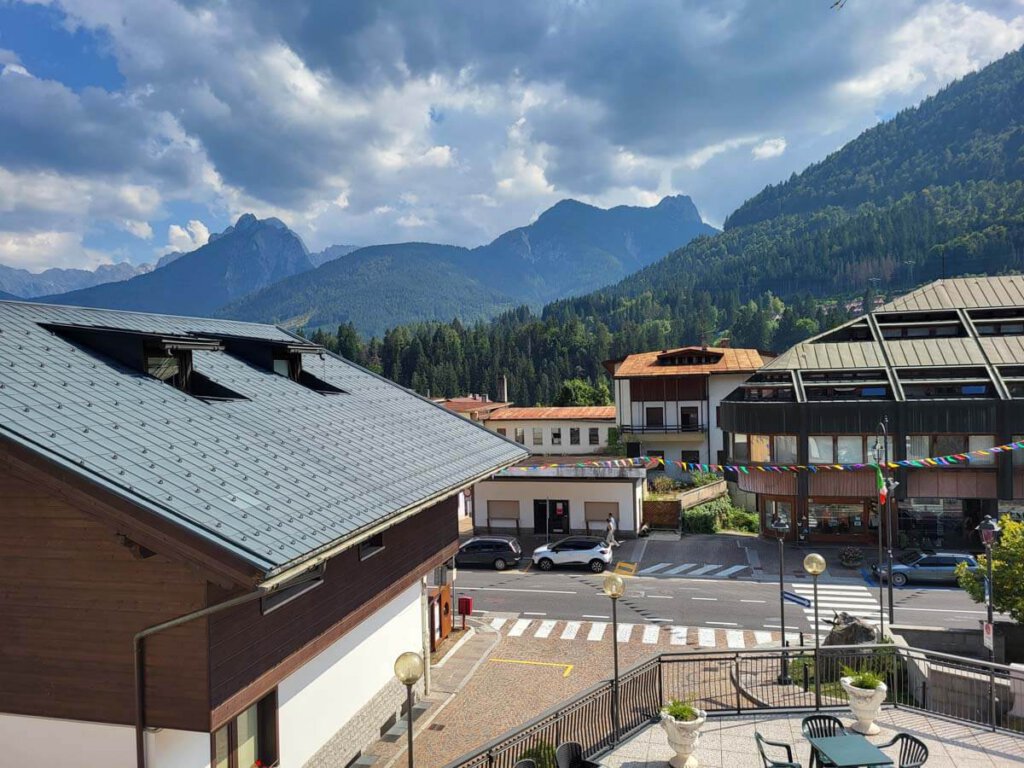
[
  {"left": 589, "top": 559, "right": 606, "bottom": 573},
  {"left": 493, "top": 558, "right": 507, "bottom": 571},
  {"left": 891, "top": 572, "right": 908, "bottom": 587},
  {"left": 538, "top": 558, "right": 554, "bottom": 571}
]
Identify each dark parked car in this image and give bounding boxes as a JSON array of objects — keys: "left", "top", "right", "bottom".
[
  {"left": 456, "top": 536, "right": 522, "bottom": 571},
  {"left": 873, "top": 551, "right": 978, "bottom": 587}
]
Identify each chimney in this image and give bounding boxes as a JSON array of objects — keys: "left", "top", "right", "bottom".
[
  {"left": 719, "top": 337, "right": 731, "bottom": 348},
  {"left": 498, "top": 375, "right": 509, "bottom": 403}
]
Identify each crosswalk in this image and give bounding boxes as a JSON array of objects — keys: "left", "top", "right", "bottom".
[
  {"left": 790, "top": 582, "right": 881, "bottom": 632},
  {"left": 488, "top": 617, "right": 798, "bottom": 650},
  {"left": 634, "top": 562, "right": 750, "bottom": 579}
]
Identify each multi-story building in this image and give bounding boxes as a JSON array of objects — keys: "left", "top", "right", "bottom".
[
  {"left": 482, "top": 406, "right": 617, "bottom": 455},
  {"left": 606, "top": 344, "right": 767, "bottom": 477},
  {"left": 0, "top": 301, "right": 524, "bottom": 768},
  {"left": 720, "top": 276, "right": 1024, "bottom": 546}
]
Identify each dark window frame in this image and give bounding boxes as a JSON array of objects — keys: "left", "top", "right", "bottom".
[
  {"left": 211, "top": 690, "right": 279, "bottom": 768},
  {"left": 359, "top": 532, "right": 385, "bottom": 561},
  {"left": 570, "top": 428, "right": 581, "bottom": 445},
  {"left": 588, "top": 427, "right": 600, "bottom": 445}
]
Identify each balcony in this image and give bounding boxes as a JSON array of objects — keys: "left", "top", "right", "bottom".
[{"left": 619, "top": 424, "right": 706, "bottom": 435}]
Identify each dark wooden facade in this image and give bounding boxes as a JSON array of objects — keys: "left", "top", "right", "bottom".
[
  {"left": 629, "top": 377, "right": 707, "bottom": 402},
  {"left": 0, "top": 444, "right": 459, "bottom": 733}
]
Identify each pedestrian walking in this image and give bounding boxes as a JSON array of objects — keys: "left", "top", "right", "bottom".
[{"left": 604, "top": 513, "right": 620, "bottom": 547}]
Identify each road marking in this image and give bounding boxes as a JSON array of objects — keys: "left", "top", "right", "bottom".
[
  {"left": 726, "top": 630, "right": 746, "bottom": 648},
  {"left": 741, "top": 599, "right": 766, "bottom": 604},
  {"left": 617, "top": 623, "right": 635, "bottom": 642},
  {"left": 707, "top": 621, "right": 738, "bottom": 626},
  {"left": 561, "top": 621, "right": 581, "bottom": 640},
  {"left": 614, "top": 561, "right": 638, "bottom": 575},
  {"left": 582, "top": 614, "right": 610, "bottom": 619},
  {"left": 692, "top": 597, "right": 717, "bottom": 601},
  {"left": 663, "top": 563, "right": 697, "bottom": 575},
  {"left": 648, "top": 595, "right": 674, "bottom": 599},
  {"left": 698, "top": 628, "right": 716, "bottom": 647},
  {"left": 587, "top": 622, "right": 608, "bottom": 641},
  {"left": 716, "top": 565, "right": 748, "bottom": 578},
  {"left": 638, "top": 562, "right": 673, "bottom": 575},
  {"left": 508, "top": 619, "right": 532, "bottom": 637},
  {"left": 490, "top": 618, "right": 508, "bottom": 631},
  {"left": 458, "top": 587, "right": 577, "bottom": 595},
  {"left": 894, "top": 607, "right": 988, "bottom": 615},
  {"left": 643, "top": 625, "right": 660, "bottom": 644},
  {"left": 689, "top": 563, "right": 723, "bottom": 576},
  {"left": 754, "top": 631, "right": 774, "bottom": 644},
  {"left": 523, "top": 611, "right": 547, "bottom": 616},
  {"left": 651, "top": 618, "right": 672, "bottom": 623},
  {"left": 670, "top": 626, "right": 689, "bottom": 645},
  {"left": 490, "top": 658, "right": 574, "bottom": 678},
  {"left": 472, "top": 609, "right": 490, "bottom": 614},
  {"left": 534, "top": 620, "right": 557, "bottom": 638}
]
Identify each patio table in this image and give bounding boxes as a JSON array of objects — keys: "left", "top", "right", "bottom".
[{"left": 806, "top": 734, "right": 893, "bottom": 768}]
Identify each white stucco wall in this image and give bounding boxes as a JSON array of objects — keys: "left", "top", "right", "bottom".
[
  {"left": 0, "top": 715, "right": 209, "bottom": 768},
  {"left": 483, "top": 419, "right": 614, "bottom": 455},
  {"left": 708, "top": 373, "right": 752, "bottom": 463},
  {"left": 474, "top": 478, "right": 641, "bottom": 534},
  {"left": 277, "top": 581, "right": 423, "bottom": 768}
]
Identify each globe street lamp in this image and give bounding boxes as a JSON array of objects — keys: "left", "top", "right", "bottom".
[
  {"left": 803, "top": 553, "right": 827, "bottom": 709},
  {"left": 603, "top": 572, "right": 626, "bottom": 742},
  {"left": 977, "top": 515, "right": 1001, "bottom": 726},
  {"left": 772, "top": 512, "right": 792, "bottom": 685},
  {"left": 394, "top": 651, "right": 424, "bottom": 768}
]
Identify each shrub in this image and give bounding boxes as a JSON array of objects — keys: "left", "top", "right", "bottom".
[
  {"left": 650, "top": 475, "right": 679, "bottom": 494},
  {"left": 662, "top": 699, "right": 699, "bottom": 721},
  {"left": 689, "top": 469, "right": 720, "bottom": 487},
  {"left": 517, "top": 741, "right": 556, "bottom": 768},
  {"left": 840, "top": 546, "right": 865, "bottom": 567},
  {"left": 725, "top": 508, "right": 759, "bottom": 533},
  {"left": 842, "top": 666, "right": 885, "bottom": 690},
  {"left": 681, "top": 506, "right": 719, "bottom": 534}
]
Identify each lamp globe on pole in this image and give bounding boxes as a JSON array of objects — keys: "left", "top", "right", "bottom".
[
  {"left": 803, "top": 553, "right": 826, "bottom": 708},
  {"left": 772, "top": 513, "right": 791, "bottom": 685},
  {"left": 603, "top": 572, "right": 625, "bottom": 742},
  {"left": 394, "top": 652, "right": 424, "bottom": 768}
]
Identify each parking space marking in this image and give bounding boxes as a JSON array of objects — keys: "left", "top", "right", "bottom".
[
  {"left": 616, "top": 623, "right": 635, "bottom": 642},
  {"left": 642, "top": 625, "right": 660, "bottom": 644},
  {"left": 561, "top": 621, "right": 581, "bottom": 640},
  {"left": 490, "top": 659, "right": 574, "bottom": 678},
  {"left": 587, "top": 622, "right": 608, "bottom": 641},
  {"left": 508, "top": 619, "right": 532, "bottom": 637},
  {"left": 534, "top": 620, "right": 557, "bottom": 638},
  {"left": 669, "top": 626, "right": 689, "bottom": 645}
]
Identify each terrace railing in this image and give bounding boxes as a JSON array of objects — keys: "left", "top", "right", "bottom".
[{"left": 441, "top": 644, "right": 1020, "bottom": 768}]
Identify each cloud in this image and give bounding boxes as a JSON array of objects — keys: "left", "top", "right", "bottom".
[
  {"left": 0, "top": 230, "right": 110, "bottom": 270},
  {"left": 163, "top": 219, "right": 210, "bottom": 254},
  {"left": 120, "top": 219, "right": 153, "bottom": 239},
  {"left": 752, "top": 138, "right": 787, "bottom": 160}
]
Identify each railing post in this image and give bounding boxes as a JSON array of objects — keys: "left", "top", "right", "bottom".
[
  {"left": 802, "top": 663, "right": 809, "bottom": 693},
  {"left": 734, "top": 655, "right": 742, "bottom": 714},
  {"left": 657, "top": 657, "right": 664, "bottom": 713},
  {"left": 921, "top": 679, "right": 927, "bottom": 710},
  {"left": 486, "top": 748, "right": 494, "bottom": 768}
]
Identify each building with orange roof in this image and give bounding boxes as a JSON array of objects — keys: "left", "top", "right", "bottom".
[
  {"left": 483, "top": 405, "right": 618, "bottom": 455},
  {"left": 607, "top": 343, "right": 770, "bottom": 477}
]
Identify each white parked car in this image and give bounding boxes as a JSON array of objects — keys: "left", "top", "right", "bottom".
[{"left": 532, "top": 536, "right": 612, "bottom": 573}]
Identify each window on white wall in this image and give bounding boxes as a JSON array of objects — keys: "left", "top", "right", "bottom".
[
  {"left": 532, "top": 428, "right": 543, "bottom": 446},
  {"left": 515, "top": 427, "right": 525, "bottom": 444},
  {"left": 570, "top": 428, "right": 580, "bottom": 445},
  {"left": 551, "top": 428, "right": 562, "bottom": 445},
  {"left": 212, "top": 691, "right": 278, "bottom": 768},
  {"left": 589, "top": 428, "right": 600, "bottom": 445}
]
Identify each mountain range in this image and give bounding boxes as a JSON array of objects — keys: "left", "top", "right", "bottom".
[
  {"left": 0, "top": 260, "right": 153, "bottom": 298},
  {"left": 19, "top": 194, "right": 715, "bottom": 336}
]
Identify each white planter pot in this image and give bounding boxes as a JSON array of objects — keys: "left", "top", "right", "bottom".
[
  {"left": 840, "top": 677, "right": 887, "bottom": 735},
  {"left": 659, "top": 708, "right": 707, "bottom": 768}
]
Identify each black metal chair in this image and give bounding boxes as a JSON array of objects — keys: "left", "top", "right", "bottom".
[
  {"left": 877, "top": 733, "right": 929, "bottom": 768},
  {"left": 512, "top": 760, "right": 537, "bottom": 768},
  {"left": 555, "top": 741, "right": 603, "bottom": 768},
  {"left": 800, "top": 714, "right": 846, "bottom": 768},
  {"left": 755, "top": 731, "right": 802, "bottom": 768}
]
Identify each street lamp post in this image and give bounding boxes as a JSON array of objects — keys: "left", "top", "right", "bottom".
[
  {"left": 977, "top": 515, "right": 1001, "bottom": 727},
  {"left": 803, "top": 553, "right": 827, "bottom": 710},
  {"left": 875, "top": 418, "right": 897, "bottom": 627},
  {"left": 394, "top": 651, "right": 425, "bottom": 768},
  {"left": 603, "top": 573, "right": 626, "bottom": 742},
  {"left": 772, "top": 513, "right": 792, "bottom": 685}
]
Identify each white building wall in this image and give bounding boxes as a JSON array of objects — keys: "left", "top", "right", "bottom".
[
  {"left": 616, "top": 380, "right": 632, "bottom": 427},
  {"left": 708, "top": 374, "right": 752, "bottom": 463},
  {"left": 483, "top": 419, "right": 614, "bottom": 455},
  {"left": 277, "top": 581, "right": 423, "bottom": 768},
  {"left": 0, "top": 715, "right": 210, "bottom": 768},
  {"left": 474, "top": 478, "right": 641, "bottom": 534}
]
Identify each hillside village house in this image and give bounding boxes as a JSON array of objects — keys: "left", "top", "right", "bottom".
[
  {"left": 720, "top": 276, "right": 1024, "bottom": 547},
  {"left": 605, "top": 344, "right": 768, "bottom": 478},
  {"left": 482, "top": 406, "right": 617, "bottom": 455},
  {"left": 433, "top": 393, "right": 511, "bottom": 422},
  {"left": 0, "top": 301, "right": 525, "bottom": 768}
]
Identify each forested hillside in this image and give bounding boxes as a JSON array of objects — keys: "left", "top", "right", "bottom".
[{"left": 304, "top": 46, "right": 1024, "bottom": 405}]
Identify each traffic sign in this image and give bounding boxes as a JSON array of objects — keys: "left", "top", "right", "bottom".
[
  {"left": 783, "top": 590, "right": 812, "bottom": 608},
  {"left": 983, "top": 621, "right": 994, "bottom": 651}
]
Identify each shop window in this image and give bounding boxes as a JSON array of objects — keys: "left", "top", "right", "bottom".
[
  {"left": 570, "top": 428, "right": 580, "bottom": 445},
  {"left": 836, "top": 436, "right": 864, "bottom": 464},
  {"left": 551, "top": 428, "right": 562, "bottom": 446},
  {"left": 773, "top": 435, "right": 797, "bottom": 463},
  {"left": 933, "top": 434, "right": 967, "bottom": 457},
  {"left": 532, "top": 428, "right": 543, "bottom": 446},
  {"left": 808, "top": 436, "right": 835, "bottom": 464},
  {"left": 212, "top": 692, "right": 278, "bottom": 768},
  {"left": 514, "top": 428, "right": 525, "bottom": 444},
  {"left": 969, "top": 435, "right": 995, "bottom": 465},
  {"left": 750, "top": 435, "right": 770, "bottom": 463},
  {"left": 808, "top": 501, "right": 864, "bottom": 535},
  {"left": 733, "top": 433, "right": 750, "bottom": 462}
]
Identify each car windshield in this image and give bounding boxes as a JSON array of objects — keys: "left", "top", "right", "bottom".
[{"left": 899, "top": 551, "right": 922, "bottom": 565}]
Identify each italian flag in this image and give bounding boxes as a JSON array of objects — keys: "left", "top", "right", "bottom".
[{"left": 875, "top": 465, "right": 888, "bottom": 505}]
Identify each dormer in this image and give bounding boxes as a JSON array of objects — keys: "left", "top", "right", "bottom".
[
  {"left": 656, "top": 347, "right": 723, "bottom": 367},
  {"left": 217, "top": 337, "right": 345, "bottom": 395}
]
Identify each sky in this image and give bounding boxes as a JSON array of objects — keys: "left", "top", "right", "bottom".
[{"left": 1, "top": 0, "right": 1024, "bottom": 271}]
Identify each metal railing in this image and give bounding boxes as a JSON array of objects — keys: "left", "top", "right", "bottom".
[
  {"left": 440, "top": 644, "right": 1020, "bottom": 768},
  {"left": 619, "top": 424, "right": 705, "bottom": 434}
]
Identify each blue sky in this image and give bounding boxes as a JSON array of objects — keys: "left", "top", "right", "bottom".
[{"left": 1, "top": 0, "right": 1023, "bottom": 271}]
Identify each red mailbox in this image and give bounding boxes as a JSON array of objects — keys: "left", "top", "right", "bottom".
[{"left": 457, "top": 595, "right": 473, "bottom": 629}]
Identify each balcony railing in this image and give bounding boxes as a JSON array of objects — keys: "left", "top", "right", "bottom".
[
  {"left": 618, "top": 424, "right": 705, "bottom": 435},
  {"left": 441, "top": 644, "right": 1018, "bottom": 768}
]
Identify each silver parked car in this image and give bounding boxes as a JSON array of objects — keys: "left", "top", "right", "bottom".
[{"left": 873, "top": 551, "right": 978, "bottom": 587}]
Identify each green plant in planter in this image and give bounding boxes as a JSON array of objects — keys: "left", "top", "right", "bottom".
[
  {"left": 517, "top": 740, "right": 556, "bottom": 768},
  {"left": 842, "top": 665, "right": 884, "bottom": 690},
  {"left": 663, "top": 699, "right": 699, "bottom": 721},
  {"left": 839, "top": 546, "right": 864, "bottom": 567}
]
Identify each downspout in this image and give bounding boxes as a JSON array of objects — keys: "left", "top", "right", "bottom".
[{"left": 134, "top": 581, "right": 290, "bottom": 768}]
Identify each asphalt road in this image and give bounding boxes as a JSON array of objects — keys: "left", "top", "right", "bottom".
[{"left": 452, "top": 566, "right": 1000, "bottom": 634}]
